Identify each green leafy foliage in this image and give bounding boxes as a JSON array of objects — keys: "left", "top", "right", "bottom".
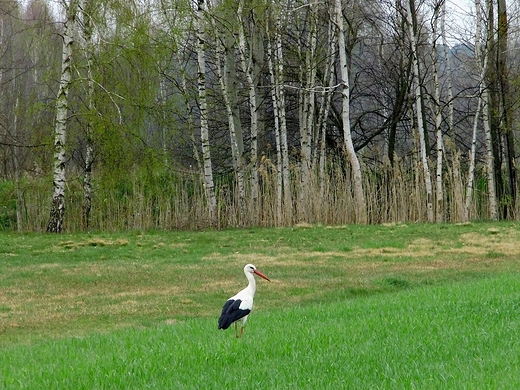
[{"left": 0, "top": 180, "right": 16, "bottom": 230}]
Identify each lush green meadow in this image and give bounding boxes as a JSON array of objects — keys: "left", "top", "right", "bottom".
[{"left": 1, "top": 222, "right": 520, "bottom": 388}]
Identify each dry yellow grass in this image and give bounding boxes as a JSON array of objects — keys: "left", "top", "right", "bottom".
[{"left": 2, "top": 225, "right": 520, "bottom": 344}]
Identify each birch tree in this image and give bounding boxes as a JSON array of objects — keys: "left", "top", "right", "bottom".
[
  {"left": 430, "top": 0, "right": 444, "bottom": 222},
  {"left": 197, "top": 0, "right": 217, "bottom": 224},
  {"left": 267, "top": 3, "right": 292, "bottom": 224},
  {"left": 78, "top": 0, "right": 95, "bottom": 229},
  {"left": 335, "top": 0, "right": 367, "bottom": 224},
  {"left": 267, "top": 32, "right": 283, "bottom": 224},
  {"left": 221, "top": 6, "right": 246, "bottom": 216},
  {"left": 483, "top": 0, "right": 498, "bottom": 220},
  {"left": 386, "top": 0, "right": 411, "bottom": 166},
  {"left": 237, "top": 0, "right": 263, "bottom": 223},
  {"left": 317, "top": 17, "right": 335, "bottom": 202},
  {"left": 463, "top": 94, "right": 482, "bottom": 222},
  {"left": 441, "top": 0, "right": 462, "bottom": 220},
  {"left": 47, "top": 0, "right": 78, "bottom": 233},
  {"left": 464, "top": 0, "right": 487, "bottom": 222},
  {"left": 464, "top": 0, "right": 498, "bottom": 221},
  {"left": 497, "top": 0, "right": 516, "bottom": 217},
  {"left": 405, "top": 0, "right": 434, "bottom": 222},
  {"left": 215, "top": 37, "right": 246, "bottom": 219},
  {"left": 297, "top": 5, "right": 317, "bottom": 221}
]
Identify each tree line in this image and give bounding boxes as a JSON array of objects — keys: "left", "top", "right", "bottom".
[{"left": 0, "top": 0, "right": 518, "bottom": 232}]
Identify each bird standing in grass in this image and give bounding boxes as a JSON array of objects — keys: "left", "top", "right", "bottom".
[{"left": 218, "top": 264, "right": 271, "bottom": 338}]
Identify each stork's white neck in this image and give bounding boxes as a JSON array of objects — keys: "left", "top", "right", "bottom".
[{"left": 244, "top": 271, "right": 256, "bottom": 295}]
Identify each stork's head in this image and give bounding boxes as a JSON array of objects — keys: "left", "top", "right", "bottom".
[{"left": 244, "top": 264, "right": 271, "bottom": 281}]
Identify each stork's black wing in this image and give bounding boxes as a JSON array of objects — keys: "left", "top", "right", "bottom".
[{"left": 218, "top": 299, "right": 251, "bottom": 330}]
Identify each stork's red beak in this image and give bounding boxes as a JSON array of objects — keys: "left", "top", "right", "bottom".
[{"left": 254, "top": 269, "right": 271, "bottom": 282}]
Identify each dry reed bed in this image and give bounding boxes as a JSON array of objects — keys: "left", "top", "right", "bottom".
[{"left": 6, "top": 154, "right": 515, "bottom": 232}]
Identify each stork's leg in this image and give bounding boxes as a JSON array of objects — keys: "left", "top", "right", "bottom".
[
  {"left": 234, "top": 322, "right": 239, "bottom": 338},
  {"left": 239, "top": 326, "right": 244, "bottom": 338}
]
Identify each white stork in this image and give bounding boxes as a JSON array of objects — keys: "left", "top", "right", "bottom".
[{"left": 218, "top": 264, "right": 271, "bottom": 338}]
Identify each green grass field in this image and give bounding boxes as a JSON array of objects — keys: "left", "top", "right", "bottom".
[{"left": 1, "top": 222, "right": 520, "bottom": 388}]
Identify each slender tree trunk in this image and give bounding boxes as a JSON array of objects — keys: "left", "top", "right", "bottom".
[
  {"left": 9, "top": 32, "right": 23, "bottom": 231},
  {"left": 267, "top": 28, "right": 283, "bottom": 225},
  {"left": 222, "top": 24, "right": 246, "bottom": 220},
  {"left": 216, "top": 40, "right": 246, "bottom": 223},
  {"left": 483, "top": 86, "right": 498, "bottom": 221},
  {"left": 83, "top": 120, "right": 94, "bottom": 229},
  {"left": 238, "top": 0, "right": 261, "bottom": 223},
  {"left": 80, "top": 0, "right": 94, "bottom": 230},
  {"left": 441, "top": 0, "right": 462, "bottom": 220},
  {"left": 497, "top": 0, "right": 515, "bottom": 218},
  {"left": 441, "top": 0, "right": 454, "bottom": 136},
  {"left": 388, "top": 0, "right": 409, "bottom": 166},
  {"left": 431, "top": 1, "right": 444, "bottom": 222},
  {"left": 277, "top": 24, "right": 291, "bottom": 224},
  {"left": 13, "top": 96, "right": 22, "bottom": 231},
  {"left": 464, "top": 90, "right": 482, "bottom": 222},
  {"left": 464, "top": 0, "right": 487, "bottom": 222},
  {"left": 176, "top": 49, "right": 202, "bottom": 175},
  {"left": 484, "top": 0, "right": 498, "bottom": 220},
  {"left": 269, "top": 5, "right": 292, "bottom": 224},
  {"left": 406, "top": 0, "right": 434, "bottom": 222},
  {"left": 317, "top": 19, "right": 335, "bottom": 203},
  {"left": 47, "top": 0, "right": 77, "bottom": 233},
  {"left": 335, "top": 0, "right": 367, "bottom": 224},
  {"left": 485, "top": 0, "right": 502, "bottom": 219},
  {"left": 298, "top": 8, "right": 317, "bottom": 222},
  {"left": 197, "top": 0, "right": 216, "bottom": 225}
]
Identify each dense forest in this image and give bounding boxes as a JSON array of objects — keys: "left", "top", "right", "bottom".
[{"left": 0, "top": 0, "right": 518, "bottom": 232}]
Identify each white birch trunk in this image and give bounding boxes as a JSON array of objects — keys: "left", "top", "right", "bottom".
[
  {"left": 298, "top": 9, "right": 317, "bottom": 221},
  {"left": 335, "top": 0, "right": 367, "bottom": 224},
  {"left": 267, "top": 33, "right": 283, "bottom": 224},
  {"left": 431, "top": 3, "right": 444, "bottom": 222},
  {"left": 13, "top": 96, "right": 22, "bottom": 231},
  {"left": 271, "top": 7, "right": 292, "bottom": 223},
  {"left": 237, "top": 0, "right": 260, "bottom": 222},
  {"left": 177, "top": 51, "right": 202, "bottom": 174},
  {"left": 222, "top": 28, "right": 246, "bottom": 219},
  {"left": 7, "top": 23, "right": 23, "bottom": 231},
  {"left": 79, "top": 0, "right": 94, "bottom": 229},
  {"left": 464, "top": 0, "right": 486, "bottom": 222},
  {"left": 216, "top": 41, "right": 246, "bottom": 222},
  {"left": 441, "top": 0, "right": 454, "bottom": 134},
  {"left": 197, "top": 0, "right": 217, "bottom": 224},
  {"left": 406, "top": 0, "right": 434, "bottom": 222},
  {"left": 464, "top": 94, "right": 482, "bottom": 221},
  {"left": 483, "top": 0, "right": 498, "bottom": 220},
  {"left": 317, "top": 19, "right": 335, "bottom": 201},
  {"left": 47, "top": 0, "right": 77, "bottom": 233},
  {"left": 441, "top": 0, "right": 462, "bottom": 220},
  {"left": 483, "top": 89, "right": 498, "bottom": 221},
  {"left": 277, "top": 25, "right": 291, "bottom": 223}
]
